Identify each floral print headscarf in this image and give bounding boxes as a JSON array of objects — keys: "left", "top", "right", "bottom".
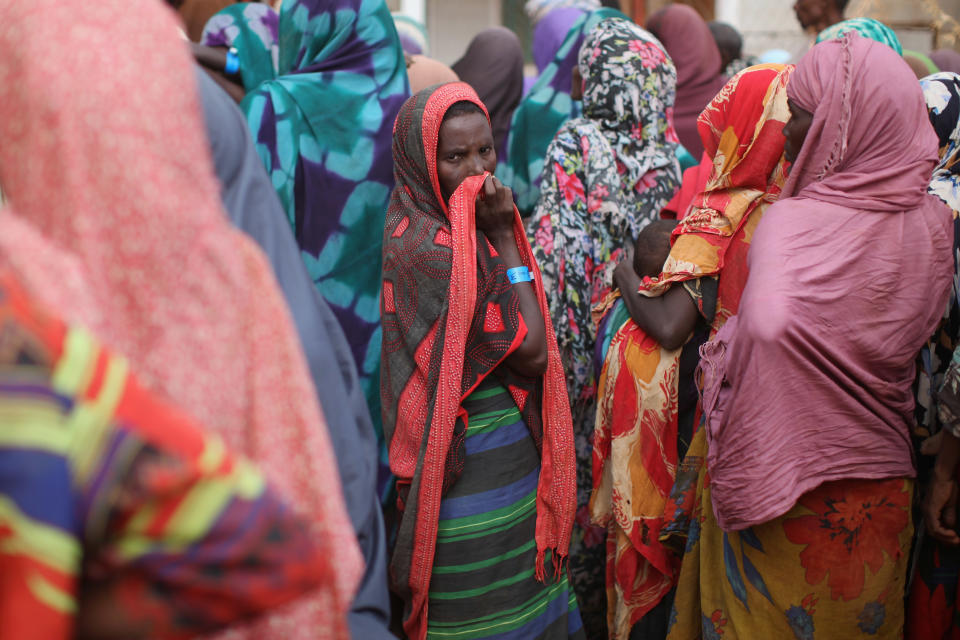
[
  {"left": 579, "top": 17, "right": 680, "bottom": 197},
  {"left": 529, "top": 16, "right": 681, "bottom": 410}
]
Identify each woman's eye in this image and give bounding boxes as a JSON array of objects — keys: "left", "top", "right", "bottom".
[
  {"left": 446, "top": 153, "right": 460, "bottom": 161},
  {"left": 480, "top": 146, "right": 492, "bottom": 154}
]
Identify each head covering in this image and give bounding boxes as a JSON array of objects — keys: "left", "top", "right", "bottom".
[
  {"left": 525, "top": 0, "right": 600, "bottom": 25},
  {"left": 921, "top": 72, "right": 960, "bottom": 213},
  {"left": 452, "top": 27, "right": 525, "bottom": 157},
  {"left": 499, "top": 6, "right": 626, "bottom": 215},
  {"left": 931, "top": 48, "right": 960, "bottom": 74},
  {"left": 528, "top": 17, "right": 681, "bottom": 406},
  {"left": 533, "top": 6, "right": 587, "bottom": 73},
  {"left": 406, "top": 54, "right": 459, "bottom": 93},
  {"left": 238, "top": 0, "right": 410, "bottom": 449},
  {"left": 815, "top": 17, "right": 903, "bottom": 55},
  {"left": 700, "top": 33, "right": 952, "bottom": 531},
  {"left": 642, "top": 64, "right": 793, "bottom": 330},
  {"left": 392, "top": 12, "right": 429, "bottom": 55},
  {"left": 905, "top": 49, "right": 941, "bottom": 78},
  {"left": 382, "top": 83, "right": 576, "bottom": 640},
  {"left": 201, "top": 2, "right": 280, "bottom": 92},
  {"left": 0, "top": 1, "right": 362, "bottom": 638},
  {"left": 782, "top": 33, "right": 939, "bottom": 206},
  {"left": 646, "top": 4, "right": 727, "bottom": 158},
  {"left": 194, "top": 69, "right": 392, "bottom": 638}
]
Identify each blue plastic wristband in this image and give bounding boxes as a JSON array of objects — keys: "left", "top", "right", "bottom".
[
  {"left": 224, "top": 48, "right": 241, "bottom": 75},
  {"left": 506, "top": 266, "right": 533, "bottom": 284}
]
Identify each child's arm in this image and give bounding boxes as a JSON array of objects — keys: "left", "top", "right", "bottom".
[{"left": 613, "top": 259, "right": 699, "bottom": 350}]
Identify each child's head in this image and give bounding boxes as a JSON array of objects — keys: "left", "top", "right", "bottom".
[{"left": 632, "top": 220, "right": 677, "bottom": 279}]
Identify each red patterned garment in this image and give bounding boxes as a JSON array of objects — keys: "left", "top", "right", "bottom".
[
  {"left": 381, "top": 82, "right": 576, "bottom": 640},
  {"left": 590, "top": 64, "right": 794, "bottom": 638},
  {"left": 641, "top": 63, "right": 795, "bottom": 332}
]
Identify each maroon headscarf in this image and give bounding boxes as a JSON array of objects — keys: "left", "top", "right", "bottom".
[
  {"left": 646, "top": 4, "right": 726, "bottom": 158},
  {"left": 452, "top": 27, "right": 525, "bottom": 157},
  {"left": 699, "top": 33, "right": 953, "bottom": 531}
]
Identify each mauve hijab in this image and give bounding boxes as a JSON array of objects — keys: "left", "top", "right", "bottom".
[
  {"left": 646, "top": 4, "right": 726, "bottom": 158},
  {"left": 452, "top": 27, "right": 525, "bottom": 156},
  {"left": 931, "top": 48, "right": 960, "bottom": 74},
  {"left": 699, "top": 33, "right": 953, "bottom": 531}
]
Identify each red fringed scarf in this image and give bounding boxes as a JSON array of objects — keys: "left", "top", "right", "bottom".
[{"left": 381, "top": 82, "right": 576, "bottom": 640}]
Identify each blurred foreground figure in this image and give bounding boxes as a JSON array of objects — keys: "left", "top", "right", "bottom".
[{"left": 0, "top": 0, "right": 363, "bottom": 637}]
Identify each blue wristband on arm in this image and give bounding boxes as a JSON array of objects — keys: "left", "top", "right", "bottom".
[
  {"left": 506, "top": 266, "right": 533, "bottom": 284},
  {"left": 224, "top": 48, "right": 240, "bottom": 75}
]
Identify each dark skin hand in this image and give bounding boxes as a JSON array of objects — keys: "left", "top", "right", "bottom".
[
  {"left": 926, "top": 430, "right": 960, "bottom": 545},
  {"left": 190, "top": 42, "right": 246, "bottom": 103},
  {"left": 571, "top": 65, "right": 583, "bottom": 101},
  {"left": 436, "top": 112, "right": 548, "bottom": 377},
  {"left": 613, "top": 247, "right": 699, "bottom": 350},
  {"left": 783, "top": 98, "right": 813, "bottom": 164}
]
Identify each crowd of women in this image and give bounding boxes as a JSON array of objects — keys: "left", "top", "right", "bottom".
[{"left": 4, "top": 0, "right": 960, "bottom": 639}]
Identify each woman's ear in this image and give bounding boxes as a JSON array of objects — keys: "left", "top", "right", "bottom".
[{"left": 571, "top": 66, "right": 583, "bottom": 101}]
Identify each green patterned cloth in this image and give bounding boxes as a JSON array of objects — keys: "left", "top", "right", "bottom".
[{"left": 816, "top": 17, "right": 903, "bottom": 55}]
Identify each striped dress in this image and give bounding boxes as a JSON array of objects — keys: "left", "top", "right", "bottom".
[{"left": 427, "top": 378, "right": 586, "bottom": 640}]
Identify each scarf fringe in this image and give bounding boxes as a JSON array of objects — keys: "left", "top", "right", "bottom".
[{"left": 535, "top": 547, "right": 569, "bottom": 583}]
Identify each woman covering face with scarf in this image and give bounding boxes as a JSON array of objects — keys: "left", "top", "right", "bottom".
[{"left": 382, "top": 82, "right": 580, "bottom": 640}]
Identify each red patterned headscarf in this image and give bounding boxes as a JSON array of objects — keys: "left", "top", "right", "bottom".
[
  {"left": 640, "top": 64, "right": 794, "bottom": 330},
  {"left": 381, "top": 82, "right": 576, "bottom": 640}
]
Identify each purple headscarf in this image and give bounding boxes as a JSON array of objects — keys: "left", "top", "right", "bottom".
[
  {"left": 699, "top": 33, "right": 954, "bottom": 531},
  {"left": 532, "top": 7, "right": 585, "bottom": 74},
  {"left": 646, "top": 4, "right": 726, "bottom": 158},
  {"left": 931, "top": 48, "right": 960, "bottom": 75}
]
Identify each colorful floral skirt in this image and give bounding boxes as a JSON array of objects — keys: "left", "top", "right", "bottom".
[{"left": 664, "top": 430, "right": 914, "bottom": 640}]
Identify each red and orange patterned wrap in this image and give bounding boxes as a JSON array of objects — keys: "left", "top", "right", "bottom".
[
  {"left": 590, "top": 64, "right": 794, "bottom": 638},
  {"left": 641, "top": 63, "right": 794, "bottom": 332}
]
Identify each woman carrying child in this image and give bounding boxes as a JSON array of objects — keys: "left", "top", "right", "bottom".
[{"left": 590, "top": 63, "right": 795, "bottom": 639}]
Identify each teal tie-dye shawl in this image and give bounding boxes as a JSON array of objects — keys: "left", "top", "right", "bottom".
[{"left": 205, "top": 0, "right": 410, "bottom": 483}]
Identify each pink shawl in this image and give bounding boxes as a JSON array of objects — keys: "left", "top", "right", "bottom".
[
  {"left": 0, "top": 0, "right": 362, "bottom": 636},
  {"left": 700, "top": 33, "right": 954, "bottom": 531}
]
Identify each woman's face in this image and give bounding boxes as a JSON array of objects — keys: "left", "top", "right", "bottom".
[
  {"left": 436, "top": 112, "right": 496, "bottom": 202},
  {"left": 783, "top": 98, "right": 814, "bottom": 164}
]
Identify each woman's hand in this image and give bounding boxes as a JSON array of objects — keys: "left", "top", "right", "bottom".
[
  {"left": 925, "top": 474, "right": 960, "bottom": 545},
  {"left": 613, "top": 247, "right": 637, "bottom": 292},
  {"left": 926, "top": 430, "right": 960, "bottom": 545},
  {"left": 475, "top": 176, "right": 515, "bottom": 238}
]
